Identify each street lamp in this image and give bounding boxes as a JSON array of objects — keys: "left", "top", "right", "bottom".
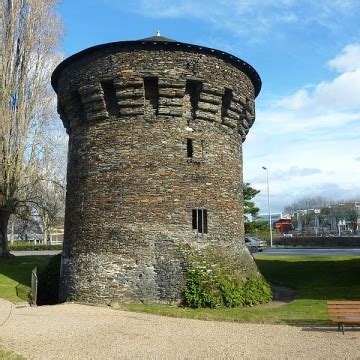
[{"left": 262, "top": 166, "right": 273, "bottom": 247}]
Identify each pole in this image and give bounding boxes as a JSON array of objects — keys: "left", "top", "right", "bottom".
[{"left": 262, "top": 167, "right": 273, "bottom": 247}]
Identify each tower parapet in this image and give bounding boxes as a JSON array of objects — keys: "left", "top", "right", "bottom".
[{"left": 52, "top": 35, "right": 261, "bottom": 304}]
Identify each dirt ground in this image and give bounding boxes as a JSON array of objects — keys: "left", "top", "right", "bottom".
[{"left": 0, "top": 299, "right": 359, "bottom": 359}]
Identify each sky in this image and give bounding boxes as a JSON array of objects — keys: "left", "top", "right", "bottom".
[{"left": 56, "top": 0, "right": 360, "bottom": 214}]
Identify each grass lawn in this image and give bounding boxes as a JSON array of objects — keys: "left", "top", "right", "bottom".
[
  {"left": 0, "top": 256, "right": 52, "bottom": 303},
  {"left": 0, "top": 348, "right": 24, "bottom": 360},
  {"left": 126, "top": 256, "right": 360, "bottom": 324},
  {"left": 0, "top": 255, "right": 359, "bottom": 324}
]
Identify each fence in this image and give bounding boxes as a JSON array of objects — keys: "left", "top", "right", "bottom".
[
  {"left": 8, "top": 232, "right": 64, "bottom": 245},
  {"left": 31, "top": 267, "right": 38, "bottom": 305}
]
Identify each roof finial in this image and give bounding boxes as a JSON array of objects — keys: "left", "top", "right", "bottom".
[{"left": 156, "top": 30, "right": 161, "bottom": 37}]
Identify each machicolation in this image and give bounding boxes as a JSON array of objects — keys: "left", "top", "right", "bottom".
[{"left": 52, "top": 34, "right": 262, "bottom": 304}]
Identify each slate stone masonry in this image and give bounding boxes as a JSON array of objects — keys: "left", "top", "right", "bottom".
[{"left": 52, "top": 36, "right": 262, "bottom": 304}]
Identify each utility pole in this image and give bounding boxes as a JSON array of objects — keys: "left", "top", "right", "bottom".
[{"left": 262, "top": 166, "right": 273, "bottom": 247}]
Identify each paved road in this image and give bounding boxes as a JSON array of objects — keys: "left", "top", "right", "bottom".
[
  {"left": 255, "top": 247, "right": 360, "bottom": 257},
  {"left": 12, "top": 250, "right": 62, "bottom": 256}
]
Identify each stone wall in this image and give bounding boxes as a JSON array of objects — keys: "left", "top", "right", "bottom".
[
  {"left": 54, "top": 43, "right": 260, "bottom": 304},
  {"left": 0, "top": 1, "right": 3, "bottom": 106},
  {"left": 0, "top": 1, "right": 4, "bottom": 207}
]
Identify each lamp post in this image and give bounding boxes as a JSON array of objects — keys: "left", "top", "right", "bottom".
[{"left": 262, "top": 166, "right": 273, "bottom": 247}]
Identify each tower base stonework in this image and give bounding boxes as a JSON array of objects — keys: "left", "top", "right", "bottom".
[{"left": 52, "top": 34, "right": 262, "bottom": 305}]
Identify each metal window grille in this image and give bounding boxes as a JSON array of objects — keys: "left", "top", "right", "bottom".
[{"left": 192, "top": 209, "right": 208, "bottom": 234}]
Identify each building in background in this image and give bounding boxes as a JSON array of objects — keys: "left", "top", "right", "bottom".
[
  {"left": 255, "top": 213, "right": 291, "bottom": 227},
  {"left": 292, "top": 202, "right": 360, "bottom": 235}
]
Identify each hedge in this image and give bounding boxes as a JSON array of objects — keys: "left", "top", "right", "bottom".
[{"left": 273, "top": 236, "right": 360, "bottom": 247}]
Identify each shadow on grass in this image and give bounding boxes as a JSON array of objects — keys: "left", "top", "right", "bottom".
[
  {"left": 0, "top": 256, "right": 52, "bottom": 302},
  {"left": 255, "top": 256, "right": 360, "bottom": 301}
]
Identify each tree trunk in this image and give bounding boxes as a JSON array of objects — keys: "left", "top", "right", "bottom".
[{"left": 0, "top": 208, "right": 12, "bottom": 257}]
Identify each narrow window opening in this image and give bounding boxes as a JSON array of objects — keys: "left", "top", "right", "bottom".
[
  {"left": 192, "top": 209, "right": 208, "bottom": 234},
  {"left": 185, "top": 80, "right": 203, "bottom": 120},
  {"left": 203, "top": 209, "right": 208, "bottom": 234},
  {"left": 101, "top": 80, "right": 118, "bottom": 116},
  {"left": 144, "top": 77, "right": 159, "bottom": 113},
  {"left": 187, "top": 138, "right": 193, "bottom": 158},
  {"left": 197, "top": 210, "right": 203, "bottom": 233},
  {"left": 72, "top": 91, "right": 86, "bottom": 120},
  {"left": 192, "top": 209, "right": 197, "bottom": 230},
  {"left": 221, "top": 88, "right": 233, "bottom": 120},
  {"left": 201, "top": 140, "right": 205, "bottom": 159}
]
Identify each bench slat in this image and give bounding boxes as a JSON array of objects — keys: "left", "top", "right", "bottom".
[
  {"left": 328, "top": 306, "right": 360, "bottom": 309},
  {"left": 329, "top": 319, "right": 360, "bottom": 324},
  {"left": 327, "top": 301, "right": 360, "bottom": 304},
  {"left": 327, "top": 301, "right": 360, "bottom": 333}
]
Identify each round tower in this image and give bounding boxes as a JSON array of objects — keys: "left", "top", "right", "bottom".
[{"left": 52, "top": 34, "right": 262, "bottom": 304}]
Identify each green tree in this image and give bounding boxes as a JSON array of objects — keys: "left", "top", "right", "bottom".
[{"left": 243, "top": 182, "right": 260, "bottom": 219}]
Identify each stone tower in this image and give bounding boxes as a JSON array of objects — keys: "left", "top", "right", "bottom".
[
  {"left": 0, "top": 0, "right": 3, "bottom": 106},
  {"left": 51, "top": 34, "right": 262, "bottom": 304}
]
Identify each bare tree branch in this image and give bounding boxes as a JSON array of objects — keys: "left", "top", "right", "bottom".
[{"left": 0, "top": 0, "right": 64, "bottom": 256}]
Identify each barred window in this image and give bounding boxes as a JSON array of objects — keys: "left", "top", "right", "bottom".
[{"left": 192, "top": 209, "right": 208, "bottom": 234}]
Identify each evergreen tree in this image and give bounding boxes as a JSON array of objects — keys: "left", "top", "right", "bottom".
[{"left": 243, "top": 182, "right": 260, "bottom": 219}]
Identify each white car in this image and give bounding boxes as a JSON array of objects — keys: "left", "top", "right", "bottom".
[{"left": 244, "top": 236, "right": 268, "bottom": 253}]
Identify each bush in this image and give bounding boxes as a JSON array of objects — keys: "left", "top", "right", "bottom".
[
  {"left": 242, "top": 276, "right": 273, "bottom": 306},
  {"left": 182, "top": 245, "right": 272, "bottom": 308},
  {"left": 37, "top": 254, "right": 61, "bottom": 305}
]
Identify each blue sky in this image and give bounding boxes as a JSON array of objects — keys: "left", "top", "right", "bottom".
[{"left": 57, "top": 0, "right": 360, "bottom": 213}]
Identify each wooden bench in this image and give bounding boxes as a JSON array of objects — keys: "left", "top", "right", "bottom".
[{"left": 327, "top": 301, "right": 360, "bottom": 334}]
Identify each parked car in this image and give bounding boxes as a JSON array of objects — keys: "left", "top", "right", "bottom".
[
  {"left": 340, "top": 230, "right": 353, "bottom": 236},
  {"left": 244, "top": 236, "right": 268, "bottom": 253},
  {"left": 283, "top": 233, "right": 293, "bottom": 238}
]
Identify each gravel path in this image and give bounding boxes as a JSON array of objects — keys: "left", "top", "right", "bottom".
[{"left": 0, "top": 299, "right": 359, "bottom": 359}]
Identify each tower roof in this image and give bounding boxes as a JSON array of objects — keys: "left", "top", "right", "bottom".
[
  {"left": 139, "top": 31, "right": 176, "bottom": 42},
  {"left": 140, "top": 35, "right": 176, "bottom": 42},
  {"left": 52, "top": 34, "right": 262, "bottom": 97}
]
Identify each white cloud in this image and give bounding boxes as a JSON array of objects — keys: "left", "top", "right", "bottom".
[
  {"left": 244, "top": 44, "right": 360, "bottom": 212},
  {"left": 327, "top": 44, "right": 360, "bottom": 72},
  {"left": 275, "top": 44, "right": 360, "bottom": 111},
  {"left": 271, "top": 167, "right": 322, "bottom": 180},
  {"left": 115, "top": 0, "right": 360, "bottom": 41}
]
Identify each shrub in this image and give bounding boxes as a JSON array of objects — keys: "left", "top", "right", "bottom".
[
  {"left": 182, "top": 245, "right": 272, "bottom": 308},
  {"left": 37, "top": 254, "right": 61, "bottom": 305},
  {"left": 243, "top": 276, "right": 273, "bottom": 306}
]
